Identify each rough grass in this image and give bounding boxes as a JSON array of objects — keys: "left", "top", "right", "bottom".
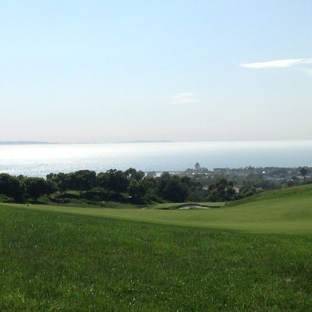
[
  {"left": 1, "top": 185, "right": 312, "bottom": 310},
  {"left": 1, "top": 206, "right": 312, "bottom": 311}
]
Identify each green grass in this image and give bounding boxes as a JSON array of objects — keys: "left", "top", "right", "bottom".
[
  {"left": 1, "top": 184, "right": 312, "bottom": 310},
  {"left": 3, "top": 184, "right": 312, "bottom": 234}
]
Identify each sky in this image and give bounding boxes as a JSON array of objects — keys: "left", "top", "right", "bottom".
[{"left": 1, "top": 0, "right": 312, "bottom": 143}]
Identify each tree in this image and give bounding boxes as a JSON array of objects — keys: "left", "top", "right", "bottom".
[
  {"left": 157, "top": 172, "right": 171, "bottom": 198},
  {"left": 46, "top": 180, "right": 59, "bottom": 194},
  {"left": 104, "top": 169, "right": 129, "bottom": 193},
  {"left": 125, "top": 168, "right": 145, "bottom": 181},
  {"left": 299, "top": 167, "right": 308, "bottom": 183},
  {"left": 195, "top": 162, "right": 201, "bottom": 171},
  {"left": 157, "top": 173, "right": 189, "bottom": 202},
  {"left": 165, "top": 177, "right": 189, "bottom": 202},
  {"left": 205, "top": 178, "right": 236, "bottom": 201},
  {"left": 128, "top": 179, "right": 146, "bottom": 201},
  {"left": 48, "top": 172, "right": 71, "bottom": 193},
  {"left": 0, "top": 173, "right": 26, "bottom": 202},
  {"left": 70, "top": 170, "right": 97, "bottom": 194},
  {"left": 24, "top": 177, "right": 48, "bottom": 202}
]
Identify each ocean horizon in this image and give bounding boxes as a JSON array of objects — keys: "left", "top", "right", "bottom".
[{"left": 0, "top": 140, "right": 311, "bottom": 178}]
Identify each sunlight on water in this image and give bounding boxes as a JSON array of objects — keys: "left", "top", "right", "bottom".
[{"left": 0, "top": 141, "right": 312, "bottom": 177}]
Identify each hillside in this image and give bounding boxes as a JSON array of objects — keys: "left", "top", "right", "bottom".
[
  {"left": 227, "top": 183, "right": 312, "bottom": 205},
  {"left": 1, "top": 185, "right": 312, "bottom": 310},
  {"left": 2, "top": 184, "right": 312, "bottom": 234}
]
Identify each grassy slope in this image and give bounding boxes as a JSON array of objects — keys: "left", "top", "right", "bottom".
[
  {"left": 3, "top": 184, "right": 312, "bottom": 234},
  {"left": 1, "top": 206, "right": 312, "bottom": 311}
]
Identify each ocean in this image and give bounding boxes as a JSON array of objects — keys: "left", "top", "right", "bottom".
[{"left": 0, "top": 141, "right": 312, "bottom": 177}]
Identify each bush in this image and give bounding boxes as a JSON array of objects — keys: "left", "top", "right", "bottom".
[{"left": 0, "top": 194, "right": 15, "bottom": 203}]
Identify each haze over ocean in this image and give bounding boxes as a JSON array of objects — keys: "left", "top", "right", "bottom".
[{"left": 0, "top": 141, "right": 311, "bottom": 177}]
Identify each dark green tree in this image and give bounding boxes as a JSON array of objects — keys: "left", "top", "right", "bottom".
[
  {"left": 0, "top": 173, "right": 26, "bottom": 202},
  {"left": 128, "top": 179, "right": 146, "bottom": 201},
  {"left": 47, "top": 172, "right": 71, "bottom": 193},
  {"left": 105, "top": 169, "right": 129, "bottom": 193},
  {"left": 70, "top": 170, "right": 97, "bottom": 194},
  {"left": 299, "top": 167, "right": 308, "bottom": 183},
  {"left": 205, "top": 178, "right": 236, "bottom": 201},
  {"left": 46, "top": 179, "right": 59, "bottom": 195},
  {"left": 125, "top": 168, "right": 145, "bottom": 181},
  {"left": 24, "top": 177, "right": 48, "bottom": 202},
  {"left": 157, "top": 173, "right": 190, "bottom": 202}
]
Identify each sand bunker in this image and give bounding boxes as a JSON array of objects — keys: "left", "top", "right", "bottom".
[{"left": 177, "top": 205, "right": 210, "bottom": 210}]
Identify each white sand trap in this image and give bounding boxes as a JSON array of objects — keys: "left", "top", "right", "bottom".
[{"left": 178, "top": 205, "right": 210, "bottom": 210}]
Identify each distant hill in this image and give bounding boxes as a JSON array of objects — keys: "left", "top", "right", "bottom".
[
  {"left": 117, "top": 140, "right": 172, "bottom": 143},
  {"left": 0, "top": 140, "right": 173, "bottom": 145},
  {"left": 0, "top": 141, "right": 53, "bottom": 145}
]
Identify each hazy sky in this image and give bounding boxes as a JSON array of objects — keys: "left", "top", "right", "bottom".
[{"left": 1, "top": 1, "right": 312, "bottom": 143}]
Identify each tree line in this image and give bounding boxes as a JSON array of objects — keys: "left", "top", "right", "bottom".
[
  {"left": 0, "top": 168, "right": 245, "bottom": 204},
  {"left": 1, "top": 166, "right": 308, "bottom": 205}
]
